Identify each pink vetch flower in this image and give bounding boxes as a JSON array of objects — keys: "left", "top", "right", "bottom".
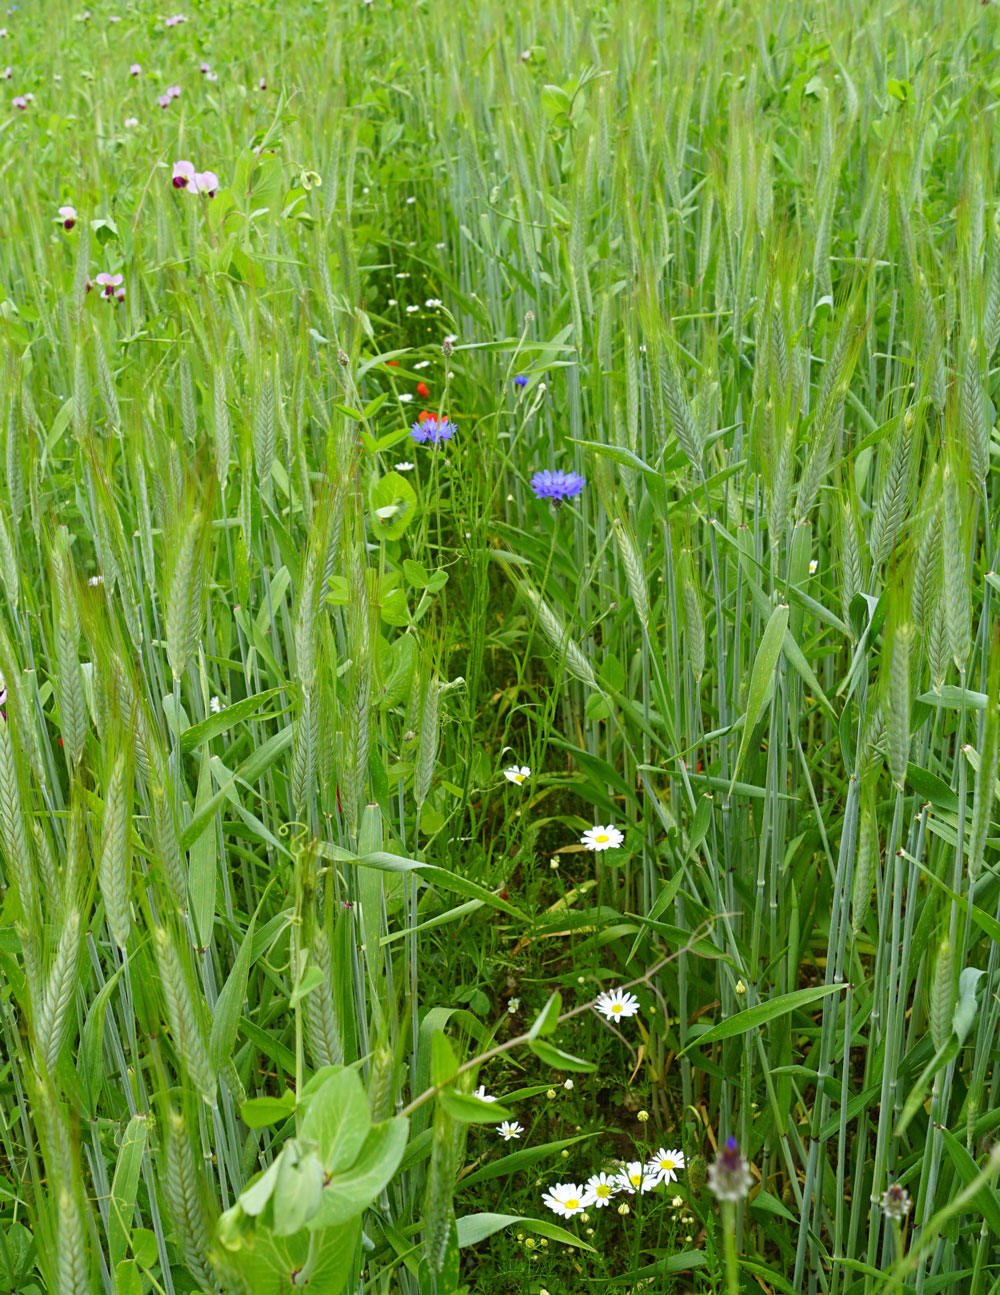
[
  {"left": 124, "top": 116, "right": 138, "bottom": 127},
  {"left": 94, "top": 272, "right": 124, "bottom": 300},
  {"left": 204, "top": 71, "right": 217, "bottom": 82},
  {"left": 11, "top": 94, "right": 25, "bottom": 109},
  {"left": 2, "top": 68, "right": 11, "bottom": 80},
  {"left": 167, "top": 85, "right": 181, "bottom": 99},
  {"left": 172, "top": 159, "right": 195, "bottom": 188},
  {"left": 199, "top": 61, "right": 210, "bottom": 73},
  {"left": 58, "top": 205, "right": 77, "bottom": 229},
  {"left": 257, "top": 77, "right": 266, "bottom": 90},
  {"left": 0, "top": 29, "right": 8, "bottom": 38},
  {"left": 129, "top": 62, "right": 141, "bottom": 76},
  {"left": 157, "top": 93, "right": 172, "bottom": 108},
  {"left": 164, "top": 13, "right": 187, "bottom": 26},
  {"left": 189, "top": 170, "right": 219, "bottom": 197},
  {"left": 109, "top": 14, "right": 120, "bottom": 21}
]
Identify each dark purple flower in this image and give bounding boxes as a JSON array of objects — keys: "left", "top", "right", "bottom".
[
  {"left": 411, "top": 412, "right": 455, "bottom": 446},
  {"left": 530, "top": 469, "right": 585, "bottom": 502}
]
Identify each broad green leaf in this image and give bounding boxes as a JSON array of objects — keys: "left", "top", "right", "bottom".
[
  {"left": 220, "top": 1216, "right": 361, "bottom": 1295},
  {"left": 107, "top": 1115, "right": 148, "bottom": 1271},
  {"left": 527, "top": 992, "right": 561, "bottom": 1040},
  {"left": 729, "top": 603, "right": 788, "bottom": 796},
  {"left": 681, "top": 983, "right": 847, "bottom": 1053},
  {"left": 240, "top": 1091, "right": 296, "bottom": 1130},
  {"left": 459, "top": 1134, "right": 598, "bottom": 1188},
  {"left": 455, "top": 1212, "right": 595, "bottom": 1253},
  {"left": 209, "top": 909, "right": 257, "bottom": 1072},
  {"left": 299, "top": 1068, "right": 371, "bottom": 1171},
  {"left": 272, "top": 1144, "right": 325, "bottom": 1236},
  {"left": 179, "top": 689, "right": 284, "bottom": 753},
  {"left": 308, "top": 1117, "right": 409, "bottom": 1229},
  {"left": 437, "top": 1089, "right": 511, "bottom": 1123},
  {"left": 527, "top": 1037, "right": 597, "bottom": 1072},
  {"left": 938, "top": 1128, "right": 1000, "bottom": 1238}
]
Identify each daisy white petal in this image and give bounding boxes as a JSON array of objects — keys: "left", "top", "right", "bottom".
[
  {"left": 595, "top": 988, "right": 640, "bottom": 1021},
  {"left": 580, "top": 824, "right": 624, "bottom": 851},
  {"left": 504, "top": 764, "right": 530, "bottom": 785},
  {"left": 615, "top": 1161, "right": 656, "bottom": 1195},
  {"left": 585, "top": 1171, "right": 618, "bottom": 1207},
  {"left": 647, "top": 1147, "right": 685, "bottom": 1185},
  {"left": 497, "top": 1121, "right": 523, "bottom": 1141},
  {"left": 541, "top": 1182, "right": 593, "bottom": 1217}
]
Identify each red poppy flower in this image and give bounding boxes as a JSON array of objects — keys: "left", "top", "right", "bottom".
[{"left": 416, "top": 381, "right": 430, "bottom": 399}]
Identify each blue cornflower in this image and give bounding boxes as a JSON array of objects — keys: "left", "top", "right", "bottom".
[
  {"left": 530, "top": 469, "right": 585, "bottom": 502},
  {"left": 410, "top": 412, "right": 456, "bottom": 446},
  {"left": 513, "top": 374, "right": 528, "bottom": 387}
]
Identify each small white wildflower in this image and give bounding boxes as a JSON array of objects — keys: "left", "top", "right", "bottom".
[
  {"left": 507, "top": 997, "right": 520, "bottom": 1014},
  {"left": 504, "top": 764, "right": 530, "bottom": 785},
  {"left": 595, "top": 988, "right": 640, "bottom": 1021},
  {"left": 398, "top": 393, "right": 413, "bottom": 403},
  {"left": 809, "top": 559, "right": 818, "bottom": 574},
  {"left": 616, "top": 1161, "right": 656, "bottom": 1195},
  {"left": 425, "top": 297, "right": 442, "bottom": 308},
  {"left": 209, "top": 696, "right": 222, "bottom": 714},
  {"left": 395, "top": 461, "right": 415, "bottom": 472},
  {"left": 498, "top": 1121, "right": 523, "bottom": 1141},
  {"left": 473, "top": 1085, "right": 497, "bottom": 1104},
  {"left": 647, "top": 1147, "right": 685, "bottom": 1185},
  {"left": 563, "top": 1079, "right": 573, "bottom": 1091},
  {"left": 581, "top": 824, "right": 624, "bottom": 851},
  {"left": 541, "top": 1183, "right": 593, "bottom": 1218},
  {"left": 584, "top": 1172, "right": 617, "bottom": 1207}
]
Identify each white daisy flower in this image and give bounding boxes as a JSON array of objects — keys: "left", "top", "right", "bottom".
[
  {"left": 209, "top": 696, "right": 222, "bottom": 714},
  {"left": 395, "top": 461, "right": 415, "bottom": 472},
  {"left": 595, "top": 988, "right": 640, "bottom": 1021},
  {"left": 405, "top": 304, "right": 420, "bottom": 314},
  {"left": 444, "top": 332, "right": 458, "bottom": 344},
  {"left": 473, "top": 1085, "right": 497, "bottom": 1103},
  {"left": 647, "top": 1147, "right": 685, "bottom": 1185},
  {"left": 504, "top": 764, "right": 530, "bottom": 785},
  {"left": 425, "top": 297, "right": 442, "bottom": 308},
  {"left": 498, "top": 1121, "right": 523, "bottom": 1141},
  {"left": 585, "top": 1171, "right": 618, "bottom": 1207},
  {"left": 414, "top": 359, "right": 430, "bottom": 369},
  {"left": 541, "top": 1182, "right": 593, "bottom": 1217},
  {"left": 405, "top": 196, "right": 416, "bottom": 204},
  {"left": 616, "top": 1161, "right": 656, "bottom": 1195},
  {"left": 398, "top": 393, "right": 413, "bottom": 403},
  {"left": 581, "top": 824, "right": 624, "bottom": 851},
  {"left": 387, "top": 298, "right": 397, "bottom": 306},
  {"left": 808, "top": 559, "right": 818, "bottom": 574}
]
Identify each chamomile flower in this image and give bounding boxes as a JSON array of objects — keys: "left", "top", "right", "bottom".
[
  {"left": 504, "top": 765, "right": 530, "bottom": 785},
  {"left": 595, "top": 988, "right": 640, "bottom": 1020},
  {"left": 647, "top": 1148, "right": 685, "bottom": 1185},
  {"left": 585, "top": 1172, "right": 618, "bottom": 1207},
  {"left": 209, "top": 696, "right": 222, "bottom": 714},
  {"left": 541, "top": 1183, "right": 593, "bottom": 1218},
  {"left": 581, "top": 824, "right": 624, "bottom": 851},
  {"left": 616, "top": 1161, "right": 657, "bottom": 1195},
  {"left": 809, "top": 559, "right": 818, "bottom": 574},
  {"left": 473, "top": 1085, "right": 497, "bottom": 1103},
  {"left": 498, "top": 1121, "right": 523, "bottom": 1141},
  {"left": 395, "top": 461, "right": 415, "bottom": 472}
]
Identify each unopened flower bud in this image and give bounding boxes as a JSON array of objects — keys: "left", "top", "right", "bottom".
[
  {"left": 637, "top": 1109, "right": 649, "bottom": 1122},
  {"left": 337, "top": 348, "right": 349, "bottom": 367},
  {"left": 442, "top": 337, "right": 454, "bottom": 357}
]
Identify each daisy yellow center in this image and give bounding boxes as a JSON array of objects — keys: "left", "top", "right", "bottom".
[
  {"left": 611, "top": 1004, "right": 623, "bottom": 1013},
  {"left": 595, "top": 833, "right": 609, "bottom": 843},
  {"left": 564, "top": 1197, "right": 579, "bottom": 1211},
  {"left": 660, "top": 1158, "right": 674, "bottom": 1170},
  {"left": 513, "top": 773, "right": 525, "bottom": 783},
  {"left": 596, "top": 1184, "right": 611, "bottom": 1198},
  {"left": 629, "top": 1174, "right": 641, "bottom": 1186}
]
